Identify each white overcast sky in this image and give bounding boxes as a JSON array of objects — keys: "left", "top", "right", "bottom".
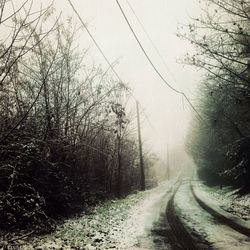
[{"left": 20, "top": 0, "right": 204, "bottom": 160}]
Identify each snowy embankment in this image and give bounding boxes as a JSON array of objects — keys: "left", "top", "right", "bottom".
[
  {"left": 191, "top": 183, "right": 250, "bottom": 237},
  {"left": 198, "top": 184, "right": 250, "bottom": 221},
  {"left": 13, "top": 181, "right": 171, "bottom": 250},
  {"left": 174, "top": 182, "right": 250, "bottom": 250}
]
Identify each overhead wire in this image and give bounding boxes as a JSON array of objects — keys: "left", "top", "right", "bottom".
[
  {"left": 67, "top": 0, "right": 123, "bottom": 83},
  {"left": 67, "top": 0, "right": 160, "bottom": 138},
  {"left": 125, "top": 0, "right": 188, "bottom": 130},
  {"left": 125, "top": 0, "right": 178, "bottom": 84},
  {"left": 115, "top": 0, "right": 202, "bottom": 120}
]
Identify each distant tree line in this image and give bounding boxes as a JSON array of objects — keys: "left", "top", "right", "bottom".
[
  {"left": 0, "top": 1, "right": 157, "bottom": 234},
  {"left": 181, "top": 0, "right": 250, "bottom": 192}
]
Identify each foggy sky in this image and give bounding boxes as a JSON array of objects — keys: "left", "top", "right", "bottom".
[{"left": 16, "top": 0, "right": 203, "bottom": 161}]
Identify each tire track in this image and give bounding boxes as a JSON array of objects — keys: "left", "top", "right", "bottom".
[{"left": 165, "top": 182, "right": 200, "bottom": 250}]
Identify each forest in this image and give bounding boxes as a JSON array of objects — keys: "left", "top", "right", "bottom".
[
  {"left": 1, "top": 0, "right": 250, "bottom": 247},
  {"left": 0, "top": 0, "right": 157, "bottom": 234},
  {"left": 183, "top": 0, "right": 250, "bottom": 192}
]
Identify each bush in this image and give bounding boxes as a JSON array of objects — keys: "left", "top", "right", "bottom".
[{"left": 0, "top": 139, "right": 84, "bottom": 232}]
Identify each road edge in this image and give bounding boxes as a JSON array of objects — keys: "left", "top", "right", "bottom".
[{"left": 191, "top": 184, "right": 250, "bottom": 237}]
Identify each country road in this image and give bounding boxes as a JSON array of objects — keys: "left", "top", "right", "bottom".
[
  {"left": 5, "top": 180, "right": 250, "bottom": 250},
  {"left": 131, "top": 180, "right": 250, "bottom": 250},
  {"left": 9, "top": 181, "right": 175, "bottom": 249},
  {"left": 2, "top": 1, "right": 250, "bottom": 250},
  {"left": 175, "top": 182, "right": 250, "bottom": 250}
]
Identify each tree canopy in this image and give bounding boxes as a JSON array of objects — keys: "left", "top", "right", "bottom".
[{"left": 182, "top": 0, "right": 250, "bottom": 191}]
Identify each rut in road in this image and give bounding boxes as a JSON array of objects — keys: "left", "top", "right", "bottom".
[
  {"left": 175, "top": 181, "right": 250, "bottom": 250},
  {"left": 149, "top": 182, "right": 211, "bottom": 250},
  {"left": 166, "top": 184, "right": 200, "bottom": 250}
]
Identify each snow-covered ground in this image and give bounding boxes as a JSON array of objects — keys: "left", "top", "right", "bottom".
[
  {"left": 198, "top": 184, "right": 250, "bottom": 221},
  {"left": 12, "top": 181, "right": 172, "bottom": 250},
  {"left": 175, "top": 182, "right": 250, "bottom": 250},
  {"left": 6, "top": 179, "right": 250, "bottom": 249}
]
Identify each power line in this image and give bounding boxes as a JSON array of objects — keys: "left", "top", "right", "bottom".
[
  {"left": 124, "top": 0, "right": 188, "bottom": 132},
  {"left": 67, "top": 0, "right": 188, "bottom": 140},
  {"left": 115, "top": 0, "right": 202, "bottom": 120},
  {"left": 67, "top": 0, "right": 137, "bottom": 104},
  {"left": 67, "top": 0, "right": 161, "bottom": 136},
  {"left": 67, "top": 0, "right": 123, "bottom": 83},
  {"left": 125, "top": 0, "right": 178, "bottom": 84}
]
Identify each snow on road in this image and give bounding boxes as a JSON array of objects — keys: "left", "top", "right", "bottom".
[
  {"left": 7, "top": 179, "right": 250, "bottom": 250},
  {"left": 175, "top": 182, "right": 250, "bottom": 250},
  {"left": 18, "top": 181, "right": 172, "bottom": 250},
  {"left": 116, "top": 181, "right": 173, "bottom": 249}
]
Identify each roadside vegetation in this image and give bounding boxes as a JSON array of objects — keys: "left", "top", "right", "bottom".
[
  {"left": 0, "top": 0, "right": 157, "bottom": 241},
  {"left": 182, "top": 0, "right": 250, "bottom": 193}
]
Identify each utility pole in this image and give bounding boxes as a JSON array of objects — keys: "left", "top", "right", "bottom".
[
  {"left": 166, "top": 143, "right": 170, "bottom": 180},
  {"left": 136, "top": 101, "right": 145, "bottom": 191}
]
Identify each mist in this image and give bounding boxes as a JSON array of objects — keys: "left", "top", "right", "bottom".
[
  {"left": 47, "top": 0, "right": 203, "bottom": 176},
  {"left": 2, "top": 0, "right": 250, "bottom": 249}
]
